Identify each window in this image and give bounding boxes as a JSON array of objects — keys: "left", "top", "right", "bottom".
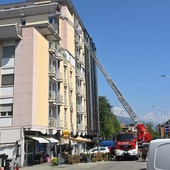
[
  {"left": 0, "top": 104, "right": 13, "bottom": 117},
  {"left": 21, "top": 19, "right": 26, "bottom": 25},
  {"left": 1, "top": 112, "right": 6, "bottom": 116},
  {"left": 49, "top": 16, "right": 57, "bottom": 24},
  {"left": 2, "top": 74, "right": 14, "bottom": 86},
  {"left": 2, "top": 46, "right": 15, "bottom": 58}
]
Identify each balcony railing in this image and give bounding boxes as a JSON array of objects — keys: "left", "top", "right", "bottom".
[
  {"left": 76, "top": 86, "right": 84, "bottom": 97},
  {"left": 56, "top": 95, "right": 63, "bottom": 105},
  {"left": 48, "top": 42, "right": 56, "bottom": 53},
  {"left": 56, "top": 119, "right": 63, "bottom": 129},
  {"left": 49, "top": 90, "right": 56, "bottom": 101},
  {"left": 49, "top": 117, "right": 56, "bottom": 127},
  {"left": 77, "top": 124, "right": 85, "bottom": 131},
  {"left": 76, "top": 69, "right": 84, "bottom": 80},
  {"left": 54, "top": 50, "right": 63, "bottom": 61},
  {"left": 49, "top": 65, "right": 56, "bottom": 77},
  {"left": 76, "top": 104, "right": 85, "bottom": 113},
  {"left": 55, "top": 72, "right": 63, "bottom": 82}
]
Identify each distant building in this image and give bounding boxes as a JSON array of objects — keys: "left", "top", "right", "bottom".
[{"left": 0, "top": 0, "right": 99, "bottom": 167}]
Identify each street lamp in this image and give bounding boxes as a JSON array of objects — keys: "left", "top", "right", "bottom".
[
  {"left": 152, "top": 105, "right": 170, "bottom": 122},
  {"left": 160, "top": 75, "right": 170, "bottom": 78}
]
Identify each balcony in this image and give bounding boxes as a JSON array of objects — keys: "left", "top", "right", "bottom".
[
  {"left": 79, "top": 56, "right": 85, "bottom": 68},
  {"left": 53, "top": 72, "right": 63, "bottom": 82},
  {"left": 48, "top": 42, "right": 56, "bottom": 54},
  {"left": 76, "top": 105, "right": 85, "bottom": 114},
  {"left": 49, "top": 117, "right": 56, "bottom": 127},
  {"left": 76, "top": 86, "right": 84, "bottom": 97},
  {"left": 49, "top": 65, "right": 56, "bottom": 77},
  {"left": 75, "top": 51, "right": 80, "bottom": 61},
  {"left": 56, "top": 119, "right": 63, "bottom": 129},
  {"left": 54, "top": 50, "right": 63, "bottom": 61},
  {"left": 77, "top": 124, "right": 85, "bottom": 131},
  {"left": 56, "top": 95, "right": 63, "bottom": 105},
  {"left": 76, "top": 69, "right": 84, "bottom": 80},
  {"left": 49, "top": 91, "right": 56, "bottom": 101}
]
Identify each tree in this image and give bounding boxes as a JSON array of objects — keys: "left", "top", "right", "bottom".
[
  {"left": 99, "top": 96, "right": 121, "bottom": 139},
  {"left": 146, "top": 121, "right": 161, "bottom": 139}
]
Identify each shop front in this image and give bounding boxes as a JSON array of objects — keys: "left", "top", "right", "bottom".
[{"left": 24, "top": 136, "right": 58, "bottom": 166}]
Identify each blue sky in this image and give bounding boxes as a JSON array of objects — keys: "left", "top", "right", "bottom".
[
  {"left": 71, "top": 0, "right": 170, "bottom": 124},
  {"left": 1, "top": 0, "right": 170, "bottom": 124}
]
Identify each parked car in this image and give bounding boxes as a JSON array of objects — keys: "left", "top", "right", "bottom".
[
  {"left": 81, "top": 146, "right": 110, "bottom": 155},
  {"left": 146, "top": 139, "right": 170, "bottom": 170}
]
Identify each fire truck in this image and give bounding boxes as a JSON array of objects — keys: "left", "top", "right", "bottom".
[
  {"left": 58, "top": 9, "right": 152, "bottom": 160},
  {"left": 115, "top": 132, "right": 138, "bottom": 160}
]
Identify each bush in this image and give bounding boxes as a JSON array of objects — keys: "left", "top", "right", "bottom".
[
  {"left": 91, "top": 157, "right": 97, "bottom": 162},
  {"left": 51, "top": 157, "right": 58, "bottom": 166},
  {"left": 103, "top": 153, "right": 108, "bottom": 161}
]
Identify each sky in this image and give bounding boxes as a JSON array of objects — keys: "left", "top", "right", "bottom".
[
  {"left": 71, "top": 0, "right": 170, "bottom": 125},
  {"left": 1, "top": 0, "right": 170, "bottom": 125}
]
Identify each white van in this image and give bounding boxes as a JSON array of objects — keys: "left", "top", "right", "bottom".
[{"left": 147, "top": 139, "right": 170, "bottom": 170}]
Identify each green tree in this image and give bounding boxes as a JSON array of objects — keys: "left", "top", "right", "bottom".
[
  {"left": 146, "top": 121, "right": 160, "bottom": 139},
  {"left": 99, "top": 96, "right": 121, "bottom": 139}
]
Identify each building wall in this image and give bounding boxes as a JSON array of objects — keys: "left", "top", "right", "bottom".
[
  {"left": 60, "top": 6, "right": 75, "bottom": 57},
  {"left": 13, "top": 27, "right": 48, "bottom": 127},
  {"left": 35, "top": 28, "right": 48, "bottom": 126}
]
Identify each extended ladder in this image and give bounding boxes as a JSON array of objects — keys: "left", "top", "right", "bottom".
[{"left": 60, "top": 16, "right": 139, "bottom": 123}]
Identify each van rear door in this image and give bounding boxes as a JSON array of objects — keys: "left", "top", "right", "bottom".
[{"left": 147, "top": 139, "right": 170, "bottom": 170}]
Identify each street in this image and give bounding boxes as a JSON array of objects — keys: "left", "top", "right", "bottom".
[{"left": 20, "top": 160, "right": 146, "bottom": 170}]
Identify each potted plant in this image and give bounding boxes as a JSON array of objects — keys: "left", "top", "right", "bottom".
[{"left": 51, "top": 157, "right": 58, "bottom": 166}]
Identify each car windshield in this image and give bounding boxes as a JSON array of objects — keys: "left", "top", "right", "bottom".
[{"left": 117, "top": 134, "right": 134, "bottom": 141}]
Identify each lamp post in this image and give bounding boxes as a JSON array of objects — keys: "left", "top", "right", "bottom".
[
  {"left": 160, "top": 75, "right": 170, "bottom": 78},
  {"left": 152, "top": 105, "right": 169, "bottom": 122}
]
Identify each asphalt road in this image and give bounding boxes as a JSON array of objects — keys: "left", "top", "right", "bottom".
[{"left": 20, "top": 160, "right": 146, "bottom": 170}]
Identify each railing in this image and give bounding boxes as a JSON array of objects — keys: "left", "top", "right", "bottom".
[
  {"left": 76, "top": 104, "right": 85, "bottom": 113},
  {"left": 76, "top": 86, "right": 84, "bottom": 96},
  {"left": 49, "top": 90, "right": 56, "bottom": 100},
  {"left": 48, "top": 42, "right": 56, "bottom": 53},
  {"left": 56, "top": 119, "right": 63, "bottom": 128},
  {"left": 55, "top": 50, "right": 63, "bottom": 61},
  {"left": 55, "top": 72, "right": 63, "bottom": 82},
  {"left": 56, "top": 95, "right": 63, "bottom": 104},
  {"left": 77, "top": 124, "right": 85, "bottom": 131},
  {"left": 49, "top": 65, "right": 56, "bottom": 76},
  {"left": 49, "top": 117, "right": 56, "bottom": 127}
]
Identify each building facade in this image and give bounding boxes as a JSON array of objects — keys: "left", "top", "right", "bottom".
[{"left": 0, "top": 0, "right": 99, "bottom": 167}]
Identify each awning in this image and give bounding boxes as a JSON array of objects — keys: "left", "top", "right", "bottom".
[
  {"left": 63, "top": 136, "right": 92, "bottom": 143},
  {"left": 45, "top": 137, "right": 59, "bottom": 143},
  {"left": 26, "top": 136, "right": 49, "bottom": 143}
]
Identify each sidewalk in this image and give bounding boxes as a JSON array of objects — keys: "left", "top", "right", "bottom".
[{"left": 20, "top": 161, "right": 107, "bottom": 170}]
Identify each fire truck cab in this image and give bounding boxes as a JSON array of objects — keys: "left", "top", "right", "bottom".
[{"left": 115, "top": 132, "right": 139, "bottom": 161}]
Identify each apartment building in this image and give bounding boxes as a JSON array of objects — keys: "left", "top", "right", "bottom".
[{"left": 0, "top": 0, "right": 99, "bottom": 167}]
